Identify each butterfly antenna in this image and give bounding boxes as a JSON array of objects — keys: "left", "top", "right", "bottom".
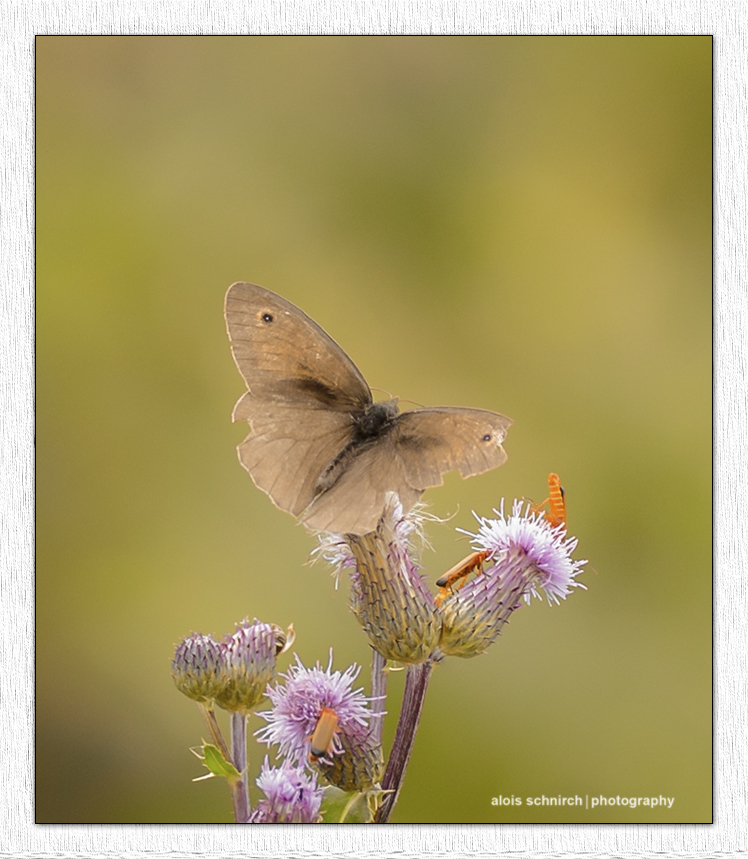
[
  {"left": 370, "top": 387, "right": 394, "bottom": 401},
  {"left": 397, "top": 398, "right": 425, "bottom": 409}
]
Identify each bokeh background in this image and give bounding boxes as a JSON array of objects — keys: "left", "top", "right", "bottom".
[{"left": 36, "top": 36, "right": 711, "bottom": 823}]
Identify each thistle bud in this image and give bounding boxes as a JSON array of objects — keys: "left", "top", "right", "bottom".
[
  {"left": 214, "top": 618, "right": 281, "bottom": 714},
  {"left": 311, "top": 718, "right": 384, "bottom": 792},
  {"left": 171, "top": 633, "right": 229, "bottom": 703},
  {"left": 319, "top": 496, "right": 440, "bottom": 663}
]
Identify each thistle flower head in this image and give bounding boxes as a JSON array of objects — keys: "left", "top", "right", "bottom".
[
  {"left": 256, "top": 653, "right": 372, "bottom": 762},
  {"left": 171, "top": 633, "right": 229, "bottom": 703},
  {"left": 247, "top": 757, "right": 323, "bottom": 824},
  {"left": 438, "top": 500, "right": 586, "bottom": 658},
  {"left": 214, "top": 618, "right": 281, "bottom": 714},
  {"left": 255, "top": 653, "right": 383, "bottom": 790},
  {"left": 317, "top": 496, "right": 441, "bottom": 663},
  {"left": 465, "top": 499, "right": 586, "bottom": 604},
  {"left": 383, "top": 495, "right": 433, "bottom": 556}
]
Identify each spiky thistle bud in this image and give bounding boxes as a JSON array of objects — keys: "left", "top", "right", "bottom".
[
  {"left": 318, "top": 496, "right": 440, "bottom": 663},
  {"left": 171, "top": 633, "right": 229, "bottom": 703},
  {"left": 214, "top": 618, "right": 281, "bottom": 714}
]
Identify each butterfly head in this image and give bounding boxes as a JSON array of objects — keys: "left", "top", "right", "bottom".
[{"left": 353, "top": 398, "right": 400, "bottom": 440}]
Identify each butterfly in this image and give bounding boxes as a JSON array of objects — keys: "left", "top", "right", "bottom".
[{"left": 224, "top": 282, "right": 512, "bottom": 535}]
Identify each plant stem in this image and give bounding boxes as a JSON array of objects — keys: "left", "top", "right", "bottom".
[
  {"left": 197, "top": 702, "right": 230, "bottom": 761},
  {"left": 197, "top": 703, "right": 249, "bottom": 822},
  {"left": 230, "top": 712, "right": 250, "bottom": 823},
  {"left": 374, "top": 658, "right": 434, "bottom": 823},
  {"left": 370, "top": 649, "right": 387, "bottom": 748}
]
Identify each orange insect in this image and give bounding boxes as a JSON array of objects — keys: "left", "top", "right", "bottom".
[
  {"left": 533, "top": 472, "right": 566, "bottom": 528},
  {"left": 434, "top": 550, "right": 489, "bottom": 606},
  {"left": 308, "top": 707, "right": 339, "bottom": 763}
]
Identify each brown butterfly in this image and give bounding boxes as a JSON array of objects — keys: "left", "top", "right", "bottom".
[{"left": 224, "top": 282, "right": 512, "bottom": 535}]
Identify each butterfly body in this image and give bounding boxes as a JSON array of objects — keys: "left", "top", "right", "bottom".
[{"left": 225, "top": 282, "right": 512, "bottom": 535}]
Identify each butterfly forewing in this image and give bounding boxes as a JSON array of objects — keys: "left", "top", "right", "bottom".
[
  {"left": 225, "top": 282, "right": 372, "bottom": 411},
  {"left": 226, "top": 282, "right": 374, "bottom": 519}
]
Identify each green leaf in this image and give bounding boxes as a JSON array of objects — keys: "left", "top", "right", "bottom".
[
  {"left": 319, "top": 785, "right": 387, "bottom": 823},
  {"left": 190, "top": 742, "right": 241, "bottom": 786}
]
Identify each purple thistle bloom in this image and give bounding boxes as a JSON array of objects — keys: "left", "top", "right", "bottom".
[
  {"left": 171, "top": 633, "right": 229, "bottom": 703},
  {"left": 465, "top": 499, "right": 586, "bottom": 605},
  {"left": 256, "top": 654, "right": 384, "bottom": 791},
  {"left": 438, "top": 500, "right": 586, "bottom": 658},
  {"left": 312, "top": 532, "right": 358, "bottom": 588},
  {"left": 256, "top": 653, "right": 371, "bottom": 762},
  {"left": 248, "top": 757, "right": 323, "bottom": 823}
]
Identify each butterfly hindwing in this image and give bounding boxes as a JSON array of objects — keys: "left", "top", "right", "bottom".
[
  {"left": 299, "top": 433, "right": 422, "bottom": 534},
  {"left": 298, "top": 408, "right": 512, "bottom": 534},
  {"left": 392, "top": 407, "right": 512, "bottom": 490},
  {"left": 236, "top": 399, "right": 354, "bottom": 518}
]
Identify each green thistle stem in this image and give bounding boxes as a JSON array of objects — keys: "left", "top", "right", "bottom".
[
  {"left": 197, "top": 701, "right": 230, "bottom": 761},
  {"left": 197, "top": 702, "right": 249, "bottom": 822}
]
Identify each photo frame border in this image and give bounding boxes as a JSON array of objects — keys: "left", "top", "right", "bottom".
[{"left": 7, "top": 2, "right": 736, "bottom": 856}]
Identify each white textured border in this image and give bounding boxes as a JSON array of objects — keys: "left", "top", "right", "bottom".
[{"left": 6, "top": 1, "right": 742, "bottom": 857}]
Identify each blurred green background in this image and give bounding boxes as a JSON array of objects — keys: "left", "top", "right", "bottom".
[{"left": 36, "top": 36, "right": 711, "bottom": 823}]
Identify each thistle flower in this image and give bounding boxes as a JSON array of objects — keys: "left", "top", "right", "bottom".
[
  {"left": 214, "top": 618, "right": 281, "bottom": 714},
  {"left": 311, "top": 714, "right": 384, "bottom": 793},
  {"left": 320, "top": 495, "right": 440, "bottom": 663},
  {"left": 247, "top": 757, "right": 323, "bottom": 823},
  {"left": 312, "top": 531, "right": 358, "bottom": 588},
  {"left": 256, "top": 654, "right": 384, "bottom": 792},
  {"left": 171, "top": 633, "right": 229, "bottom": 703},
  {"left": 438, "top": 500, "right": 586, "bottom": 658}
]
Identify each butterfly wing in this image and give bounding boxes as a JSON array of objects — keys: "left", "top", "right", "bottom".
[
  {"left": 298, "top": 436, "right": 421, "bottom": 535},
  {"left": 233, "top": 398, "right": 357, "bottom": 517},
  {"left": 392, "top": 407, "right": 512, "bottom": 489},
  {"left": 225, "top": 282, "right": 373, "bottom": 517},
  {"left": 300, "top": 407, "right": 512, "bottom": 535},
  {"left": 225, "top": 282, "right": 372, "bottom": 408}
]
